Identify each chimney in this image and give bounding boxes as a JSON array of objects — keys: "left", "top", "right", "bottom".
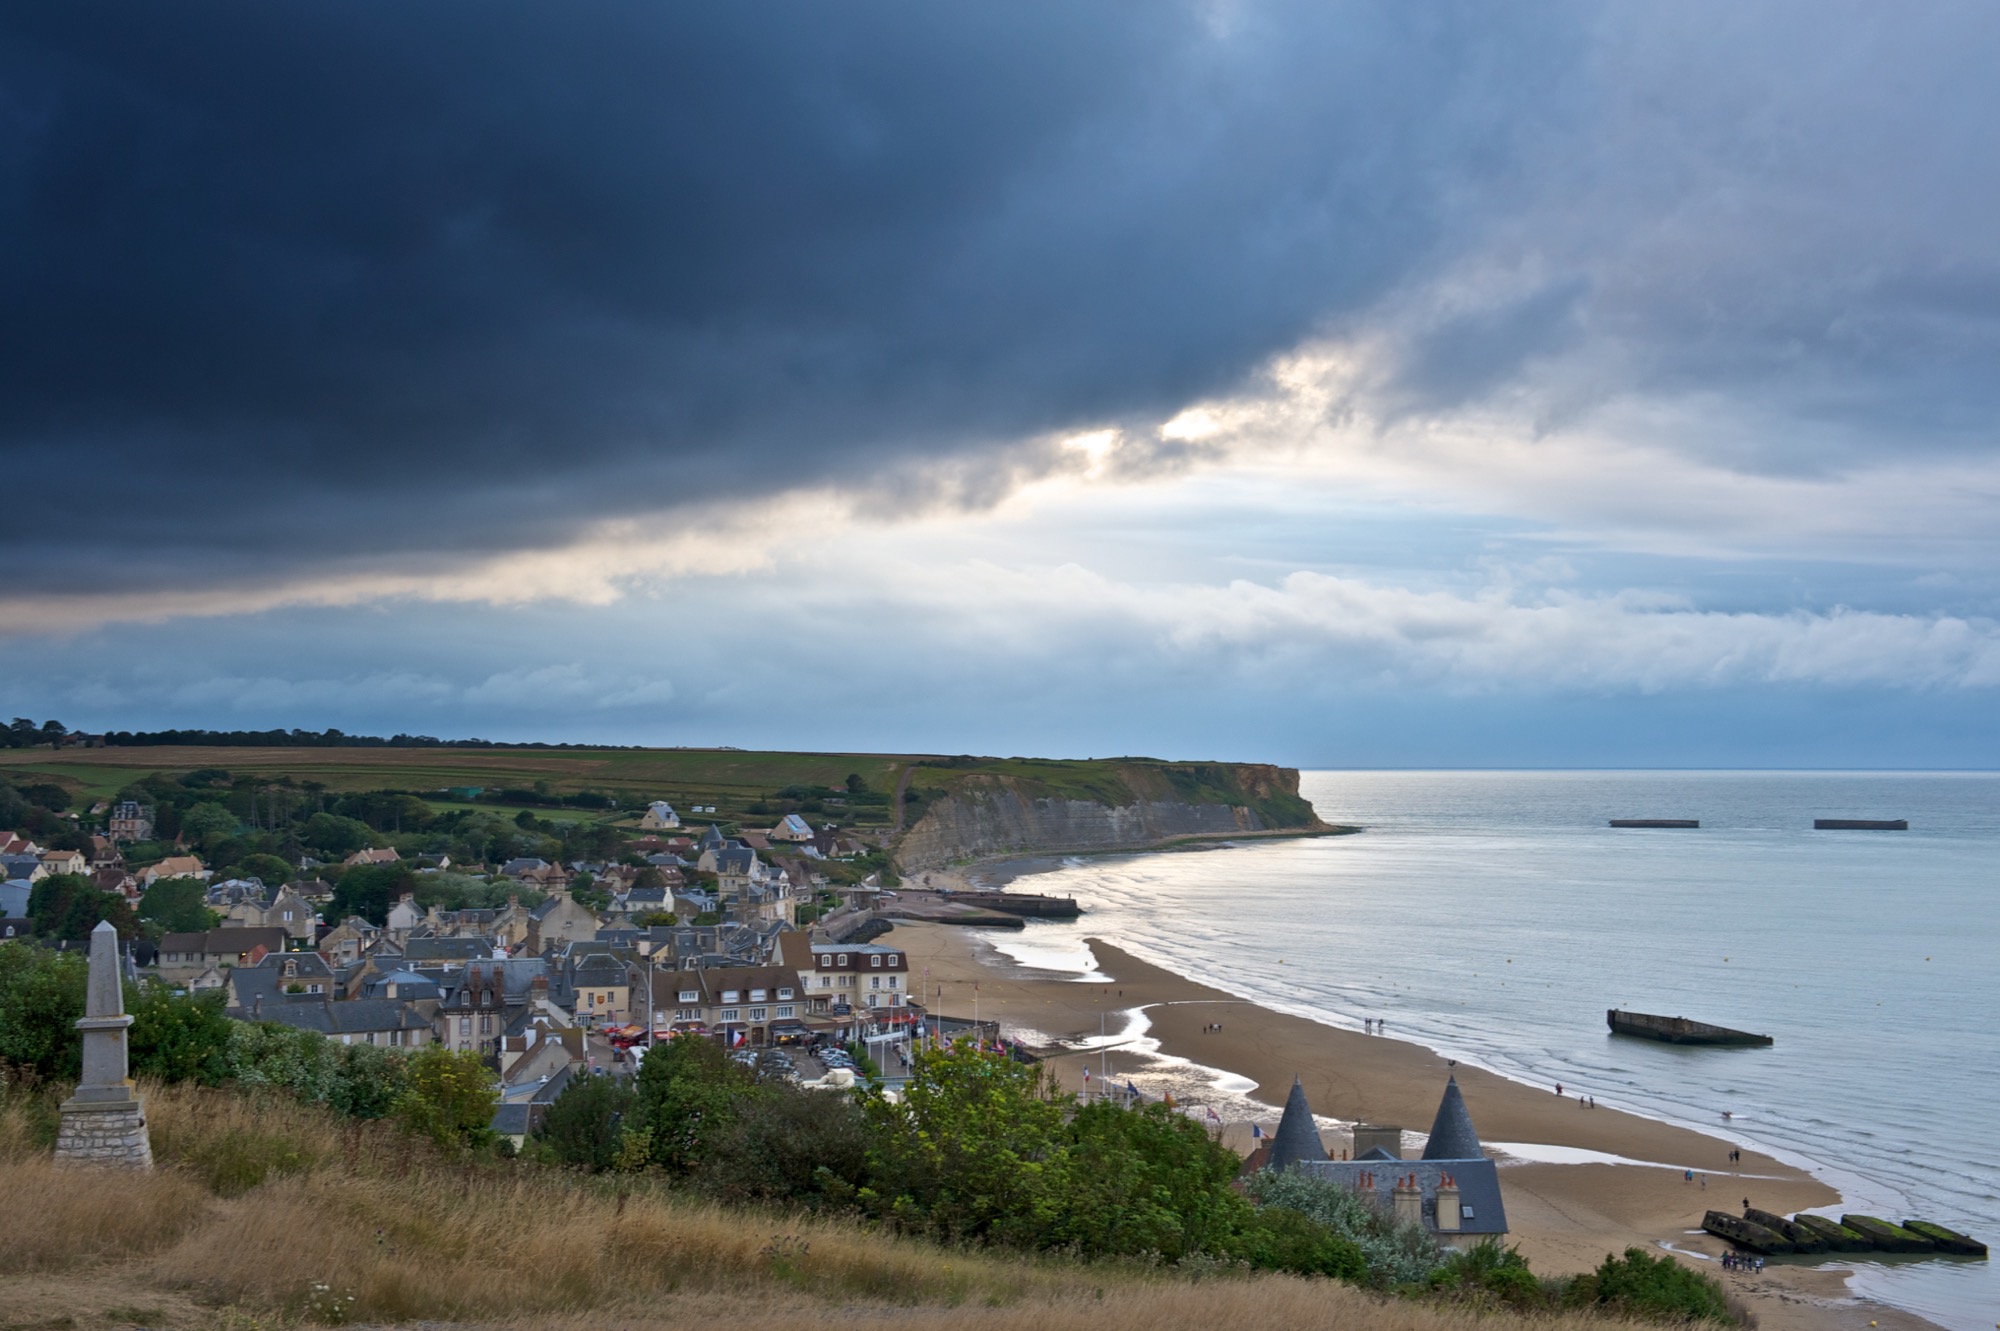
[
  {"left": 1435, "top": 1174, "right": 1462, "bottom": 1232},
  {"left": 1393, "top": 1173, "right": 1424, "bottom": 1229}
]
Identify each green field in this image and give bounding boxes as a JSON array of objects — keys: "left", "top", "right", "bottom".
[{"left": 0, "top": 745, "right": 1321, "bottom": 833}]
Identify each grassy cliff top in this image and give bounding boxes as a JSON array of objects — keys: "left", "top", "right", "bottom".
[{"left": 0, "top": 745, "right": 1320, "bottom": 828}]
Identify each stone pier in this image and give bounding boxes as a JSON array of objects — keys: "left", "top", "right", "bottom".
[{"left": 54, "top": 919, "right": 152, "bottom": 1169}]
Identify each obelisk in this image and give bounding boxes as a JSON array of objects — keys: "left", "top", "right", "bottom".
[{"left": 53, "top": 918, "right": 152, "bottom": 1168}]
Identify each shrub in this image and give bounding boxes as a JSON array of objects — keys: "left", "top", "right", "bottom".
[
  {"left": 1567, "top": 1246, "right": 1733, "bottom": 1324},
  {"left": 392, "top": 1047, "right": 498, "bottom": 1152},
  {"left": 532, "top": 1071, "right": 638, "bottom": 1171}
]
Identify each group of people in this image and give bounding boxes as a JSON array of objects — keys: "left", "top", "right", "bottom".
[
  {"left": 1721, "top": 1250, "right": 1763, "bottom": 1273},
  {"left": 1553, "top": 1082, "right": 1599, "bottom": 1107},
  {"left": 1201, "top": 1021, "right": 1225, "bottom": 1033},
  {"left": 1363, "top": 1017, "right": 1386, "bottom": 1034}
]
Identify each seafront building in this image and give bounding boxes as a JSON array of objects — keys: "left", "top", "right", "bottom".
[{"left": 1271, "top": 1074, "right": 1510, "bottom": 1249}]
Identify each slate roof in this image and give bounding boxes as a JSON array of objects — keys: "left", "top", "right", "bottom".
[
  {"left": 401, "top": 937, "right": 493, "bottom": 962},
  {"left": 1295, "top": 1157, "right": 1510, "bottom": 1236},
  {"left": 1269, "top": 1076, "right": 1329, "bottom": 1169},
  {"left": 1422, "top": 1075, "right": 1485, "bottom": 1161},
  {"left": 254, "top": 997, "right": 431, "bottom": 1036},
  {"left": 698, "top": 825, "right": 727, "bottom": 852}
]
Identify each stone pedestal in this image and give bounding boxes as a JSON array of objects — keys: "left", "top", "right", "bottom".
[
  {"left": 53, "top": 919, "right": 152, "bottom": 1169},
  {"left": 54, "top": 1096, "right": 153, "bottom": 1168}
]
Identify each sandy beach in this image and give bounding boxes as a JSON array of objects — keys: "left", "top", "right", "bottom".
[{"left": 889, "top": 917, "right": 1945, "bottom": 1331}]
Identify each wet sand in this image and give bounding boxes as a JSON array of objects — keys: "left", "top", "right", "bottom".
[{"left": 890, "top": 920, "right": 1945, "bottom": 1331}]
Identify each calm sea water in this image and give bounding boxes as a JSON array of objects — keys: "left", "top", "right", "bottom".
[{"left": 994, "top": 771, "right": 1999, "bottom": 1331}]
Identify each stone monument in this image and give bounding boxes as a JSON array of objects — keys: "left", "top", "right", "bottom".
[{"left": 54, "top": 919, "right": 152, "bottom": 1168}]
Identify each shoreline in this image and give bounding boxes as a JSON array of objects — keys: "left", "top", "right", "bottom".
[{"left": 887, "top": 910, "right": 1949, "bottom": 1331}]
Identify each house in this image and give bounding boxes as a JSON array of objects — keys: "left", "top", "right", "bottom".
[
  {"left": 0, "top": 833, "right": 39, "bottom": 858},
  {"left": 37, "top": 848, "right": 87, "bottom": 876},
  {"left": 664, "top": 964, "right": 810, "bottom": 1047},
  {"left": 385, "top": 893, "right": 426, "bottom": 939},
  {"left": 87, "top": 835, "right": 123, "bottom": 870},
  {"left": 226, "top": 950, "right": 336, "bottom": 1012},
  {"left": 770, "top": 813, "right": 814, "bottom": 843},
  {"left": 526, "top": 887, "right": 599, "bottom": 953},
  {"left": 90, "top": 866, "right": 140, "bottom": 903},
  {"left": 0, "top": 881, "right": 29, "bottom": 919},
  {"left": 638, "top": 800, "right": 680, "bottom": 830},
  {"left": 2, "top": 857, "right": 44, "bottom": 885},
  {"left": 802, "top": 941, "right": 911, "bottom": 1015},
  {"left": 490, "top": 1061, "right": 578, "bottom": 1148},
  {"left": 250, "top": 996, "right": 434, "bottom": 1048},
  {"left": 558, "top": 947, "right": 633, "bottom": 1027},
  {"left": 1288, "top": 1076, "right": 1509, "bottom": 1250},
  {"left": 155, "top": 926, "right": 288, "bottom": 982},
  {"left": 141, "top": 855, "right": 209, "bottom": 888},
  {"left": 344, "top": 847, "right": 401, "bottom": 867},
  {"left": 317, "top": 915, "right": 380, "bottom": 966},
  {"left": 435, "top": 959, "right": 554, "bottom": 1055},
  {"left": 107, "top": 801, "right": 154, "bottom": 842}
]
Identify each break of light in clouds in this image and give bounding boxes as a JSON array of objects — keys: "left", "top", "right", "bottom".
[{"left": 4, "top": 1, "right": 1999, "bottom": 764}]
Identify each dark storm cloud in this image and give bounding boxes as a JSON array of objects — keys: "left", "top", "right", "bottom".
[{"left": 0, "top": 0, "right": 1569, "bottom": 594}]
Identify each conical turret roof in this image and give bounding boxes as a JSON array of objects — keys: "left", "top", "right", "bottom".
[
  {"left": 1269, "top": 1076, "right": 1328, "bottom": 1170},
  {"left": 1421, "top": 1075, "right": 1484, "bottom": 1161}
]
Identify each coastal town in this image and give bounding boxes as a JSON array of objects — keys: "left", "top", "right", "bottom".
[{"left": 0, "top": 742, "right": 1983, "bottom": 1331}]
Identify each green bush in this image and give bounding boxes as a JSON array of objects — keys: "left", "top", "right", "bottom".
[
  {"left": 1427, "top": 1240, "right": 1548, "bottom": 1309},
  {"left": 1567, "top": 1246, "right": 1733, "bottom": 1324},
  {"left": 1230, "top": 1205, "right": 1366, "bottom": 1279},
  {"left": 532, "top": 1071, "right": 637, "bottom": 1171}
]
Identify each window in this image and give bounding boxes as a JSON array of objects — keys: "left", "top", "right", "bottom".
[
  {"left": 480, "top": 1015, "right": 492, "bottom": 1035},
  {"left": 888, "top": 955, "right": 899, "bottom": 967},
  {"left": 871, "top": 955, "right": 882, "bottom": 967},
  {"left": 777, "top": 987, "right": 794, "bottom": 1000},
  {"left": 888, "top": 975, "right": 899, "bottom": 989},
  {"left": 677, "top": 1007, "right": 699, "bottom": 1020},
  {"left": 870, "top": 976, "right": 880, "bottom": 990},
  {"left": 749, "top": 1007, "right": 767, "bottom": 1021},
  {"left": 458, "top": 1017, "right": 471, "bottom": 1036},
  {"left": 749, "top": 989, "right": 767, "bottom": 1002},
  {"left": 821, "top": 975, "right": 832, "bottom": 988},
  {"left": 721, "top": 1008, "right": 739, "bottom": 1022},
  {"left": 837, "top": 954, "right": 848, "bottom": 965},
  {"left": 308, "top": 983, "right": 323, "bottom": 995},
  {"left": 722, "top": 990, "right": 741, "bottom": 1003},
  {"left": 679, "top": 990, "right": 699, "bottom": 1003},
  {"left": 776, "top": 1005, "right": 795, "bottom": 1018},
  {"left": 282, "top": 910, "right": 294, "bottom": 921}
]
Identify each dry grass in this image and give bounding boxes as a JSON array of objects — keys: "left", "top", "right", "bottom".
[{"left": 0, "top": 1083, "right": 1660, "bottom": 1331}]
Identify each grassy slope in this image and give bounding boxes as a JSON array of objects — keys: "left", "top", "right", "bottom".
[
  {"left": 1, "top": 747, "right": 1324, "bottom": 830},
  {"left": 0, "top": 1082, "right": 1645, "bottom": 1331}
]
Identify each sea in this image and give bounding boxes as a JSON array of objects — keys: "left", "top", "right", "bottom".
[{"left": 981, "top": 771, "right": 1999, "bottom": 1331}]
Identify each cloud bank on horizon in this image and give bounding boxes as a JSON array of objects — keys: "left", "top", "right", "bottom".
[{"left": 4, "top": 1, "right": 1999, "bottom": 762}]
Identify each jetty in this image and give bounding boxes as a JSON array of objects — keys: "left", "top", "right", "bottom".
[
  {"left": 1606, "top": 1009, "right": 1772, "bottom": 1046},
  {"left": 1608, "top": 819, "right": 1699, "bottom": 828},
  {"left": 1814, "top": 818, "right": 1907, "bottom": 830}
]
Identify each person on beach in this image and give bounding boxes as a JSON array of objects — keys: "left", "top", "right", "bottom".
[{"left": 1555, "top": 1082, "right": 1563, "bottom": 1096}]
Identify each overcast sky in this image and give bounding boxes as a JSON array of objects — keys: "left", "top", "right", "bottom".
[{"left": 5, "top": 2, "right": 1999, "bottom": 766}]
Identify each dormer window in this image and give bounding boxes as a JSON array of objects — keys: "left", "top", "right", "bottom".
[
  {"left": 871, "top": 955, "right": 882, "bottom": 967},
  {"left": 749, "top": 988, "right": 767, "bottom": 1002},
  {"left": 888, "top": 955, "right": 899, "bottom": 967},
  {"left": 777, "top": 987, "right": 794, "bottom": 1000},
  {"left": 722, "top": 990, "right": 740, "bottom": 1003},
  {"left": 678, "top": 990, "right": 699, "bottom": 1003},
  {"left": 837, "top": 954, "right": 848, "bottom": 966}
]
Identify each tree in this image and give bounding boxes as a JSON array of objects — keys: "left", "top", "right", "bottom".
[
  {"left": 180, "top": 800, "right": 239, "bottom": 853},
  {"left": 138, "top": 876, "right": 220, "bottom": 934},
  {"left": 845, "top": 773, "right": 869, "bottom": 794},
  {"left": 863, "top": 1039, "right": 1072, "bottom": 1244},
  {"left": 329, "top": 863, "right": 420, "bottom": 925},
  {"left": 533, "top": 1071, "right": 638, "bottom": 1171},
  {"left": 0, "top": 944, "right": 86, "bottom": 1079},
  {"left": 697, "top": 1081, "right": 871, "bottom": 1207},
  {"left": 1057, "top": 1098, "right": 1254, "bottom": 1260},
  {"left": 28, "top": 873, "right": 139, "bottom": 940},
  {"left": 299, "top": 811, "right": 375, "bottom": 858},
  {"left": 227, "top": 852, "right": 295, "bottom": 886},
  {"left": 632, "top": 1033, "right": 752, "bottom": 1175},
  {"left": 393, "top": 1047, "right": 498, "bottom": 1151}
]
